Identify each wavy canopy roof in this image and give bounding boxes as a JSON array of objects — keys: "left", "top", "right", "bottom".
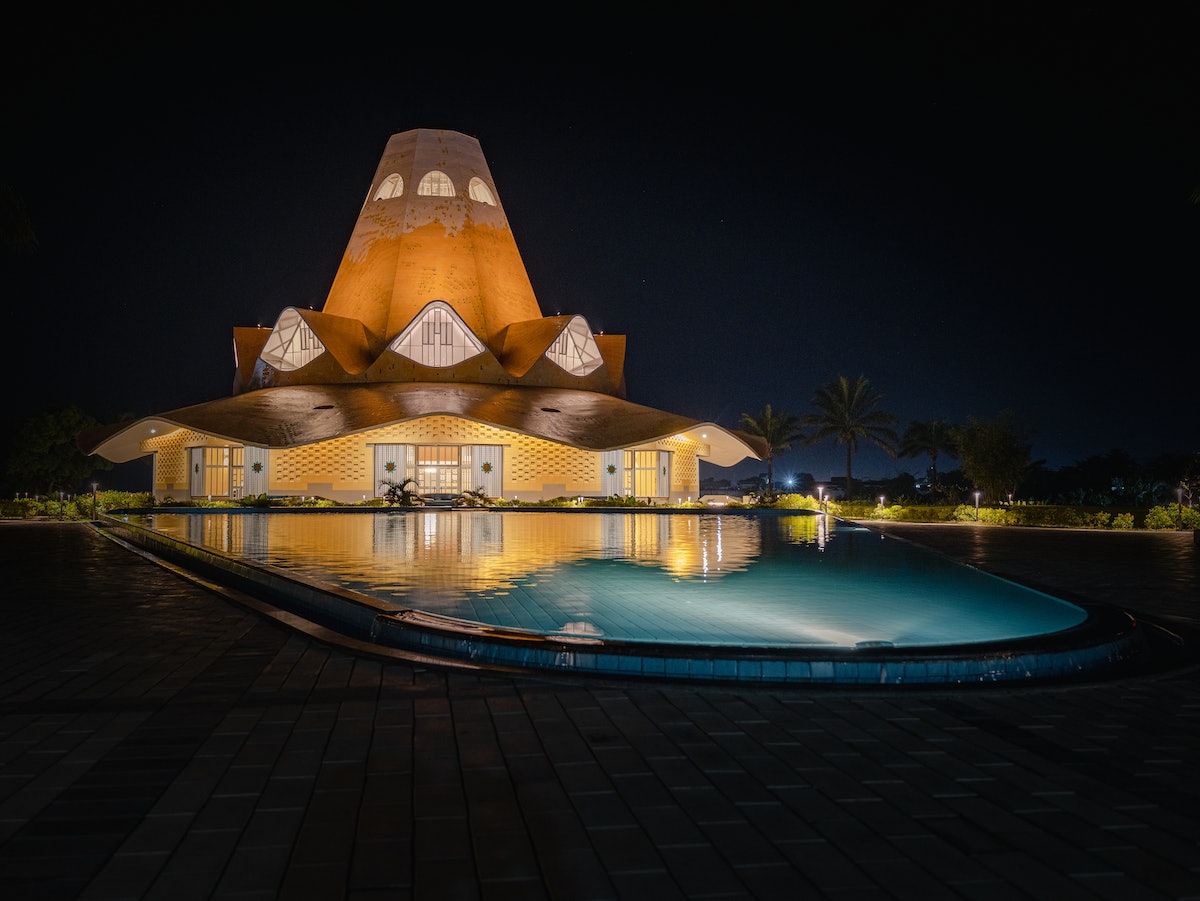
[{"left": 79, "top": 383, "right": 766, "bottom": 466}]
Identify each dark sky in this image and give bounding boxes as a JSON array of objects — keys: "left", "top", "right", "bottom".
[{"left": 5, "top": 7, "right": 1198, "bottom": 484}]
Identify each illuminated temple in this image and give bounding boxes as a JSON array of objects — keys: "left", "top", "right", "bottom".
[{"left": 80, "top": 129, "right": 764, "bottom": 503}]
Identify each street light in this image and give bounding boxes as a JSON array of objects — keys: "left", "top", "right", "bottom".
[
  {"left": 817, "top": 485, "right": 824, "bottom": 512},
  {"left": 974, "top": 491, "right": 981, "bottom": 521}
]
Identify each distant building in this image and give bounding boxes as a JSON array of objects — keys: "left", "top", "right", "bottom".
[{"left": 80, "top": 129, "right": 764, "bottom": 502}]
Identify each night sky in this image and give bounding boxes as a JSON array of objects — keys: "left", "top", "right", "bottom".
[{"left": 5, "top": 8, "right": 1198, "bottom": 486}]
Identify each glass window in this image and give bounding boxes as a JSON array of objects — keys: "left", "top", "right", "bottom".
[
  {"left": 260, "top": 308, "right": 326, "bottom": 372},
  {"left": 416, "top": 445, "right": 461, "bottom": 494},
  {"left": 545, "top": 315, "right": 603, "bottom": 376},
  {"left": 624, "top": 450, "right": 658, "bottom": 498},
  {"left": 373, "top": 173, "right": 404, "bottom": 200},
  {"left": 417, "top": 170, "right": 455, "bottom": 197},
  {"left": 468, "top": 177, "right": 496, "bottom": 205},
  {"left": 204, "top": 447, "right": 230, "bottom": 497},
  {"left": 388, "top": 301, "right": 485, "bottom": 367}
]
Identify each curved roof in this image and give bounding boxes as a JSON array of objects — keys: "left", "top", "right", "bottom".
[{"left": 79, "top": 383, "right": 766, "bottom": 467}]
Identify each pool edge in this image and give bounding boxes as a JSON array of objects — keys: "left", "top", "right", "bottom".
[{"left": 92, "top": 516, "right": 1185, "bottom": 687}]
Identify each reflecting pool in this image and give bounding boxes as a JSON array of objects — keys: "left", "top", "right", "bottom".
[{"left": 133, "top": 510, "right": 1089, "bottom": 649}]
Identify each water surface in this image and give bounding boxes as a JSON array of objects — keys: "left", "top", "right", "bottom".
[{"left": 135, "top": 510, "right": 1089, "bottom": 648}]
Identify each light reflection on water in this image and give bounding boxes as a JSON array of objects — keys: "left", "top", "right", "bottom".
[{"left": 136, "top": 511, "right": 1089, "bottom": 649}]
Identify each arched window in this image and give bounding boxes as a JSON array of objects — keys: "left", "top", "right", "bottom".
[
  {"left": 545, "top": 315, "right": 603, "bottom": 376},
  {"left": 389, "top": 301, "right": 485, "bottom": 367},
  {"left": 260, "top": 308, "right": 326, "bottom": 372},
  {"left": 468, "top": 177, "right": 496, "bottom": 205},
  {"left": 417, "top": 170, "right": 456, "bottom": 197},
  {"left": 373, "top": 173, "right": 403, "bottom": 200}
]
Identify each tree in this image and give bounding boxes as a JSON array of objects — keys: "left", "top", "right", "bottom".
[
  {"left": 955, "top": 410, "right": 1036, "bottom": 504},
  {"left": 3, "top": 405, "right": 111, "bottom": 496},
  {"left": 801, "top": 375, "right": 899, "bottom": 500},
  {"left": 739, "top": 404, "right": 805, "bottom": 493},
  {"left": 379, "top": 477, "right": 424, "bottom": 506},
  {"left": 900, "top": 419, "right": 958, "bottom": 485},
  {"left": 455, "top": 486, "right": 491, "bottom": 507}
]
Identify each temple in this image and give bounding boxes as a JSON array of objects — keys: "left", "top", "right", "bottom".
[{"left": 79, "top": 129, "right": 764, "bottom": 503}]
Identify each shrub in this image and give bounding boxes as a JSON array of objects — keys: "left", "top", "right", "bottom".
[
  {"left": 455, "top": 487, "right": 491, "bottom": 507},
  {"left": 772, "top": 493, "right": 820, "bottom": 511},
  {"left": 1144, "top": 504, "right": 1200, "bottom": 530},
  {"left": 379, "top": 478, "right": 423, "bottom": 507},
  {"left": 584, "top": 495, "right": 648, "bottom": 507}
]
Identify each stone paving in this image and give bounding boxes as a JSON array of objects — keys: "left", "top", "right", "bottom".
[{"left": 0, "top": 520, "right": 1197, "bottom": 900}]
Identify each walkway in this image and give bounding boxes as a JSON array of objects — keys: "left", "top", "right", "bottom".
[{"left": 1, "top": 520, "right": 1197, "bottom": 899}]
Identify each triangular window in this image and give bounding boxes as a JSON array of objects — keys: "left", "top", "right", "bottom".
[
  {"left": 545, "top": 315, "right": 603, "bottom": 376},
  {"left": 260, "top": 308, "right": 325, "bottom": 372},
  {"left": 389, "top": 301, "right": 485, "bottom": 367}
]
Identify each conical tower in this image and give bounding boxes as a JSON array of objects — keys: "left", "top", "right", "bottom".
[
  {"left": 321, "top": 128, "right": 544, "bottom": 350},
  {"left": 232, "top": 128, "right": 627, "bottom": 398}
]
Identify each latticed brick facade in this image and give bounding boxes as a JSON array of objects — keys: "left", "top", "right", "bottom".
[{"left": 142, "top": 416, "right": 706, "bottom": 503}]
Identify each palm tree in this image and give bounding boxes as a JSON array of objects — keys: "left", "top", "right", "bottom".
[
  {"left": 739, "top": 404, "right": 805, "bottom": 493},
  {"left": 801, "top": 375, "right": 899, "bottom": 500},
  {"left": 379, "top": 477, "right": 424, "bottom": 507},
  {"left": 900, "top": 419, "right": 958, "bottom": 485}
]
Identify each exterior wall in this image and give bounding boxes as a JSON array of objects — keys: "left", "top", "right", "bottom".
[
  {"left": 658, "top": 433, "right": 703, "bottom": 502},
  {"left": 142, "top": 416, "right": 707, "bottom": 504},
  {"left": 143, "top": 428, "right": 212, "bottom": 500},
  {"left": 244, "top": 446, "right": 270, "bottom": 497}
]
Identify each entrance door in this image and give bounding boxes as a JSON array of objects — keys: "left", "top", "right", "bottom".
[
  {"left": 189, "top": 446, "right": 242, "bottom": 498},
  {"left": 416, "top": 445, "right": 461, "bottom": 496}
]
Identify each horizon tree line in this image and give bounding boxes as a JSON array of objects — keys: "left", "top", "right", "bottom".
[{"left": 741, "top": 374, "right": 1198, "bottom": 506}]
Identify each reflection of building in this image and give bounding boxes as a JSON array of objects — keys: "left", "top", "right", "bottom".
[
  {"left": 143, "top": 510, "right": 766, "bottom": 596},
  {"left": 80, "top": 129, "right": 764, "bottom": 502}
]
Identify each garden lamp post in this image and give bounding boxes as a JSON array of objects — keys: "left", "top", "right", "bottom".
[
  {"left": 974, "top": 491, "right": 981, "bottom": 521},
  {"left": 817, "top": 485, "right": 824, "bottom": 512},
  {"left": 91, "top": 483, "right": 98, "bottom": 520},
  {"left": 1179, "top": 486, "right": 1185, "bottom": 530}
]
